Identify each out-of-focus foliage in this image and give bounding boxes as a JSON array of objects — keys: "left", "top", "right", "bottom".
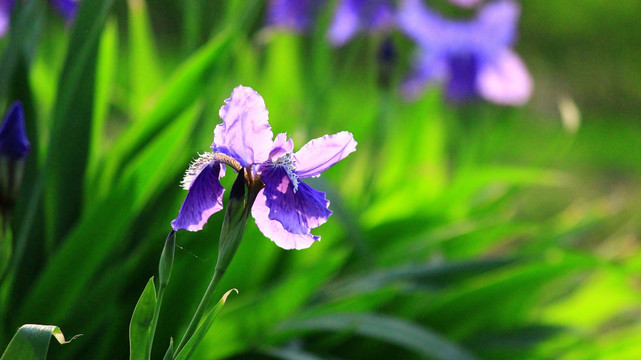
[{"left": 0, "top": 0, "right": 640, "bottom": 359}]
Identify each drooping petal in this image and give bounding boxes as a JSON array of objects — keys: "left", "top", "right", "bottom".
[
  {"left": 269, "top": 132, "right": 294, "bottom": 159},
  {"left": 294, "top": 131, "right": 357, "bottom": 178},
  {"left": 49, "top": 0, "right": 79, "bottom": 22},
  {"left": 0, "top": 0, "right": 14, "bottom": 38},
  {"left": 214, "top": 85, "right": 274, "bottom": 167},
  {"left": 252, "top": 190, "right": 319, "bottom": 250},
  {"left": 445, "top": 54, "right": 479, "bottom": 101},
  {"left": 477, "top": 49, "right": 533, "bottom": 105},
  {"left": 171, "top": 161, "right": 225, "bottom": 231},
  {"left": 261, "top": 166, "right": 332, "bottom": 235},
  {"left": 267, "top": 0, "right": 323, "bottom": 32},
  {"left": 0, "top": 101, "right": 30, "bottom": 159}
]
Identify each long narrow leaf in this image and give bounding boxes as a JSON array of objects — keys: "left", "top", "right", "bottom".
[
  {"left": 0, "top": 324, "right": 78, "bottom": 360},
  {"left": 174, "top": 289, "right": 238, "bottom": 360}
]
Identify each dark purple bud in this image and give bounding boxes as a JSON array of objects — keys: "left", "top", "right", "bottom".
[{"left": 0, "top": 101, "right": 30, "bottom": 159}]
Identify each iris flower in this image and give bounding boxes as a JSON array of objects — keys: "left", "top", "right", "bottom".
[
  {"left": 266, "top": 0, "right": 324, "bottom": 32},
  {"left": 172, "top": 86, "right": 357, "bottom": 250},
  {"left": 399, "top": 0, "right": 533, "bottom": 105},
  {"left": 0, "top": 101, "right": 30, "bottom": 159},
  {"left": 328, "top": 0, "right": 395, "bottom": 46}
]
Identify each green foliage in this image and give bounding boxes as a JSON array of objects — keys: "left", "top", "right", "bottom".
[
  {"left": 0, "top": 324, "right": 77, "bottom": 360},
  {"left": 0, "top": 0, "right": 639, "bottom": 359}
]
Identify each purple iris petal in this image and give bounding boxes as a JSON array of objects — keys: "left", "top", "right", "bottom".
[
  {"left": 214, "top": 85, "right": 274, "bottom": 167},
  {"left": 267, "top": 0, "right": 324, "bottom": 32},
  {"left": 294, "top": 131, "right": 357, "bottom": 178},
  {"left": 0, "top": 101, "right": 30, "bottom": 159},
  {"left": 260, "top": 165, "right": 331, "bottom": 235},
  {"left": 171, "top": 161, "right": 225, "bottom": 231},
  {"left": 398, "top": 0, "right": 532, "bottom": 105},
  {"left": 477, "top": 49, "right": 532, "bottom": 105},
  {"left": 252, "top": 190, "right": 319, "bottom": 250},
  {"left": 328, "top": 0, "right": 395, "bottom": 46},
  {"left": 269, "top": 132, "right": 294, "bottom": 159},
  {"left": 49, "top": 0, "right": 79, "bottom": 22},
  {"left": 0, "top": 0, "right": 14, "bottom": 38}
]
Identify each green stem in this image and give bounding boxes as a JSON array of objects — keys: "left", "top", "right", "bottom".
[{"left": 173, "top": 268, "right": 225, "bottom": 357}]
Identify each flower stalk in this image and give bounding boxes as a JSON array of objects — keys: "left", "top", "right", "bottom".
[{"left": 173, "top": 169, "right": 259, "bottom": 357}]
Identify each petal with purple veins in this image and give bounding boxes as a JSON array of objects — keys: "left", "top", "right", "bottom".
[
  {"left": 477, "top": 0, "right": 519, "bottom": 48},
  {"left": 252, "top": 190, "right": 319, "bottom": 250},
  {"left": 171, "top": 161, "right": 225, "bottom": 231},
  {"left": 261, "top": 166, "right": 332, "bottom": 234},
  {"left": 294, "top": 131, "right": 357, "bottom": 178},
  {"left": 269, "top": 132, "right": 294, "bottom": 159},
  {"left": 477, "top": 49, "right": 532, "bottom": 106},
  {"left": 214, "top": 85, "right": 274, "bottom": 167}
]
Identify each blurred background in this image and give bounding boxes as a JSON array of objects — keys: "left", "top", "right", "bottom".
[{"left": 1, "top": 0, "right": 641, "bottom": 359}]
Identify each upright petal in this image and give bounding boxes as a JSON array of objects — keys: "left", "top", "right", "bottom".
[
  {"left": 269, "top": 132, "right": 294, "bottom": 159},
  {"left": 477, "top": 49, "right": 533, "bottom": 105},
  {"left": 252, "top": 190, "right": 319, "bottom": 250},
  {"left": 398, "top": 0, "right": 445, "bottom": 50},
  {"left": 294, "top": 131, "right": 357, "bottom": 178},
  {"left": 214, "top": 86, "right": 274, "bottom": 167},
  {"left": 171, "top": 161, "right": 225, "bottom": 231},
  {"left": 477, "top": 0, "right": 519, "bottom": 48},
  {"left": 0, "top": 101, "right": 30, "bottom": 159},
  {"left": 261, "top": 166, "right": 332, "bottom": 234}
]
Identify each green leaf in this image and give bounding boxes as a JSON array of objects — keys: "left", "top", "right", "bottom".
[
  {"left": 278, "top": 313, "right": 478, "bottom": 360},
  {"left": 162, "top": 338, "right": 174, "bottom": 360},
  {"left": 85, "top": 17, "right": 119, "bottom": 207},
  {"left": 174, "top": 289, "right": 238, "bottom": 360},
  {"left": 44, "top": 0, "right": 116, "bottom": 244},
  {"left": 0, "top": 324, "right": 78, "bottom": 360},
  {"left": 97, "top": 30, "right": 233, "bottom": 197},
  {"left": 127, "top": 0, "right": 162, "bottom": 114},
  {"left": 18, "top": 104, "right": 200, "bottom": 324},
  {"left": 129, "top": 278, "right": 157, "bottom": 360},
  {"left": 0, "top": 0, "right": 45, "bottom": 100}
]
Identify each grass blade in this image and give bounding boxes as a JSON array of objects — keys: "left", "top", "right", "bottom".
[{"left": 129, "top": 278, "right": 157, "bottom": 360}]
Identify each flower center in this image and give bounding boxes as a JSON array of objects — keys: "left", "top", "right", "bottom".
[{"left": 272, "top": 153, "right": 299, "bottom": 193}]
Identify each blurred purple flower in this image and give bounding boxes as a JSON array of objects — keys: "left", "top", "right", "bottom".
[
  {"left": 49, "top": 0, "right": 79, "bottom": 22},
  {"left": 267, "top": 0, "right": 324, "bottom": 32},
  {"left": 0, "top": 101, "right": 30, "bottom": 159},
  {"left": 173, "top": 86, "right": 357, "bottom": 250},
  {"left": 399, "top": 0, "right": 533, "bottom": 105},
  {"left": 0, "top": 0, "right": 15, "bottom": 38},
  {"left": 328, "top": 0, "right": 395, "bottom": 46}
]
